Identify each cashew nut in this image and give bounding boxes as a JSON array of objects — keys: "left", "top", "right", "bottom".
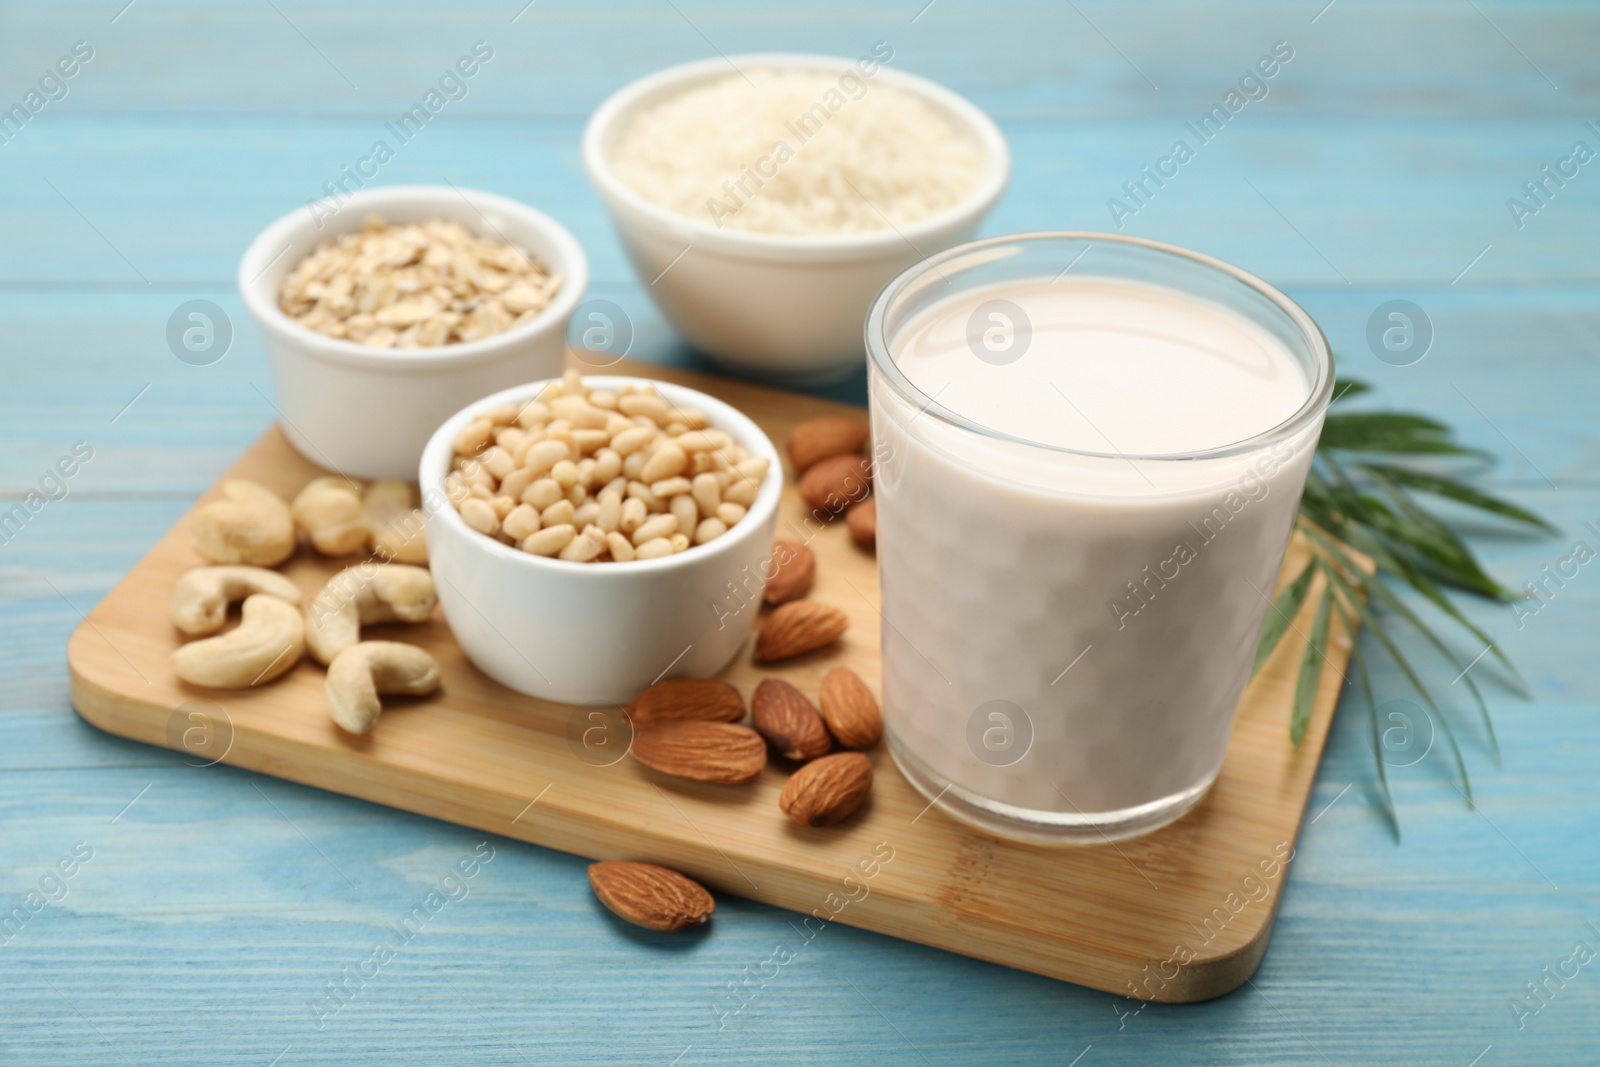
[
  {"left": 172, "top": 565, "right": 303, "bottom": 636},
  {"left": 325, "top": 641, "right": 441, "bottom": 734},
  {"left": 304, "top": 564, "right": 436, "bottom": 665},
  {"left": 172, "top": 593, "right": 305, "bottom": 688},
  {"left": 291, "top": 476, "right": 371, "bottom": 556},
  {"left": 364, "top": 480, "right": 429, "bottom": 565},
  {"left": 191, "top": 480, "right": 296, "bottom": 567}
]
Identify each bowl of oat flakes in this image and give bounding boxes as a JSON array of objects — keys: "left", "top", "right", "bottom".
[{"left": 238, "top": 185, "right": 588, "bottom": 479}]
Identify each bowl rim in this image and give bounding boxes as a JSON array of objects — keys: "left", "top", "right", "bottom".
[
  {"left": 418, "top": 374, "right": 784, "bottom": 577},
  {"left": 236, "top": 184, "right": 590, "bottom": 372},
  {"left": 581, "top": 52, "right": 1011, "bottom": 261}
]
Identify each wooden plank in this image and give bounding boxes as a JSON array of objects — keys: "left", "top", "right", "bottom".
[
  {"left": 4, "top": 2, "right": 1596, "bottom": 122},
  {"left": 4, "top": 286, "right": 1596, "bottom": 495},
  {"left": 66, "top": 356, "right": 1356, "bottom": 1002},
  {"left": 3, "top": 118, "right": 1598, "bottom": 289}
]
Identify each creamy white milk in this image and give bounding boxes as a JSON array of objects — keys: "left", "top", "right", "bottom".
[{"left": 870, "top": 273, "right": 1323, "bottom": 841}]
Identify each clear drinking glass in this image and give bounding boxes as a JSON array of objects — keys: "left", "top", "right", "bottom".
[{"left": 865, "top": 233, "right": 1333, "bottom": 843}]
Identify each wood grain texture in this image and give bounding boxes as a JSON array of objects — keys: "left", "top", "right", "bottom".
[
  {"left": 5, "top": 2, "right": 1600, "bottom": 1063},
  {"left": 67, "top": 358, "right": 1354, "bottom": 1002}
]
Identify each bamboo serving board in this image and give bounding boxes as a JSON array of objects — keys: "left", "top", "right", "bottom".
[{"left": 68, "top": 357, "right": 1356, "bottom": 1003}]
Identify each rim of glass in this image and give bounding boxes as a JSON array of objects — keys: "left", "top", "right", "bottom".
[{"left": 864, "top": 231, "right": 1335, "bottom": 462}]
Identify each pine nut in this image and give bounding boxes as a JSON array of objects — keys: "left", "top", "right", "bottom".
[
  {"left": 675, "top": 430, "right": 728, "bottom": 453},
  {"left": 631, "top": 513, "right": 678, "bottom": 546},
  {"left": 596, "top": 489, "right": 622, "bottom": 532},
  {"left": 724, "top": 478, "right": 759, "bottom": 506},
  {"left": 514, "top": 399, "right": 549, "bottom": 429},
  {"left": 618, "top": 394, "right": 670, "bottom": 424},
  {"left": 558, "top": 526, "right": 607, "bottom": 562},
  {"left": 489, "top": 495, "right": 515, "bottom": 520},
  {"left": 453, "top": 418, "right": 494, "bottom": 456},
  {"left": 640, "top": 443, "right": 687, "bottom": 483},
  {"left": 521, "top": 477, "right": 563, "bottom": 510},
  {"left": 550, "top": 396, "right": 608, "bottom": 429},
  {"left": 502, "top": 503, "right": 540, "bottom": 541},
  {"left": 524, "top": 439, "right": 569, "bottom": 476},
  {"left": 670, "top": 494, "right": 698, "bottom": 536},
  {"left": 716, "top": 502, "right": 746, "bottom": 525},
  {"left": 635, "top": 536, "right": 673, "bottom": 559},
  {"left": 443, "top": 473, "right": 469, "bottom": 504},
  {"left": 551, "top": 460, "right": 580, "bottom": 488},
  {"left": 480, "top": 446, "right": 515, "bottom": 480},
  {"left": 500, "top": 466, "right": 536, "bottom": 502},
  {"left": 495, "top": 427, "right": 529, "bottom": 454},
  {"left": 460, "top": 497, "right": 499, "bottom": 535},
  {"left": 619, "top": 497, "right": 647, "bottom": 534},
  {"left": 522, "top": 523, "right": 574, "bottom": 556},
  {"left": 610, "top": 426, "right": 656, "bottom": 457},
  {"left": 541, "top": 499, "right": 576, "bottom": 528},
  {"left": 606, "top": 531, "right": 635, "bottom": 561},
  {"left": 691, "top": 473, "right": 721, "bottom": 516},
  {"left": 627, "top": 481, "right": 663, "bottom": 512},
  {"left": 481, "top": 403, "right": 519, "bottom": 426},
  {"left": 651, "top": 476, "right": 692, "bottom": 498},
  {"left": 573, "top": 428, "right": 610, "bottom": 454},
  {"left": 593, "top": 448, "right": 622, "bottom": 483},
  {"left": 694, "top": 517, "right": 727, "bottom": 544},
  {"left": 670, "top": 533, "right": 691, "bottom": 553}
]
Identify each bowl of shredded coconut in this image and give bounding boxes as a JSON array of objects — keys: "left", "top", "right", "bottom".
[{"left": 584, "top": 52, "right": 1008, "bottom": 384}]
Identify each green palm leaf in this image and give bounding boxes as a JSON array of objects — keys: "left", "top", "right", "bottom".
[{"left": 1284, "top": 370, "right": 1550, "bottom": 836}]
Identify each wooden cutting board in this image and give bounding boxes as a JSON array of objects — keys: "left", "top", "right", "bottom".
[{"left": 67, "top": 356, "right": 1356, "bottom": 1003}]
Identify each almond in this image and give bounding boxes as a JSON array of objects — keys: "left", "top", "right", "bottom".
[
  {"left": 587, "top": 860, "right": 714, "bottom": 931},
  {"left": 631, "top": 721, "right": 766, "bottom": 784},
  {"left": 752, "top": 678, "right": 832, "bottom": 762},
  {"left": 628, "top": 677, "right": 745, "bottom": 730},
  {"left": 798, "top": 454, "right": 872, "bottom": 515},
  {"left": 755, "top": 600, "right": 848, "bottom": 662},
  {"left": 787, "top": 416, "right": 870, "bottom": 473},
  {"left": 763, "top": 539, "right": 815, "bottom": 605},
  {"left": 779, "top": 752, "right": 873, "bottom": 827},
  {"left": 846, "top": 496, "right": 875, "bottom": 550},
  {"left": 819, "top": 667, "right": 882, "bottom": 749}
]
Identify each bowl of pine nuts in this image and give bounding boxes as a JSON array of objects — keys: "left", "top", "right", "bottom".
[
  {"left": 238, "top": 185, "right": 588, "bottom": 481},
  {"left": 419, "top": 369, "right": 782, "bottom": 704}
]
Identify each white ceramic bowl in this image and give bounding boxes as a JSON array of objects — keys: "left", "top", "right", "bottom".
[
  {"left": 419, "top": 376, "right": 782, "bottom": 704},
  {"left": 238, "top": 185, "right": 589, "bottom": 480},
  {"left": 583, "top": 54, "right": 1009, "bottom": 385}
]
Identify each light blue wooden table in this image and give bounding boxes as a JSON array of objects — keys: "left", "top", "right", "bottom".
[{"left": 3, "top": 2, "right": 1597, "bottom": 1063}]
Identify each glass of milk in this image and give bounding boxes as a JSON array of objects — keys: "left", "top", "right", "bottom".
[{"left": 865, "top": 233, "right": 1333, "bottom": 843}]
